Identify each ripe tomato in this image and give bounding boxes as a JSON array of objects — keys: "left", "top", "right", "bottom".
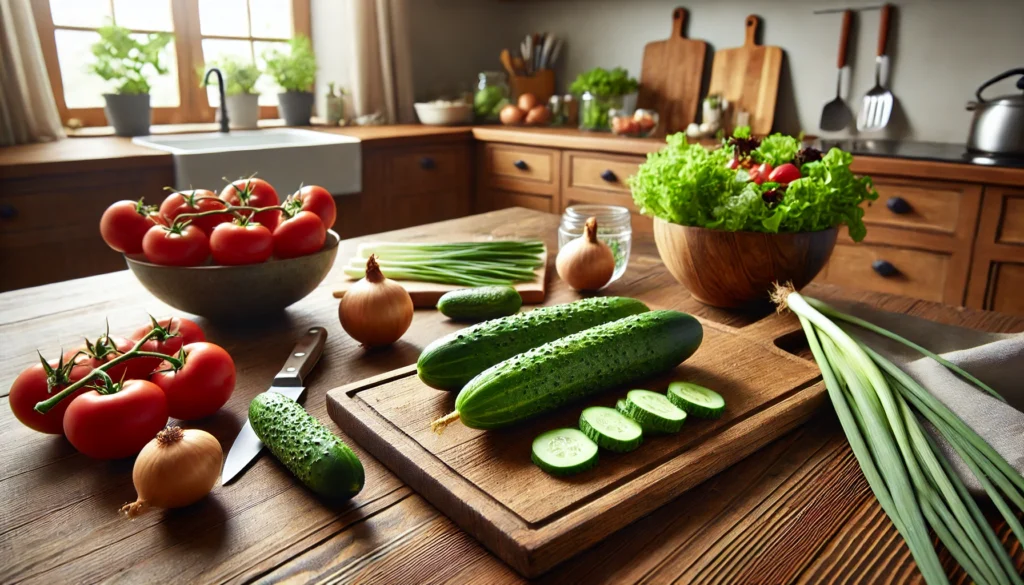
[
  {"left": 63, "top": 380, "right": 168, "bottom": 459},
  {"left": 159, "top": 189, "right": 231, "bottom": 235},
  {"left": 103, "top": 336, "right": 162, "bottom": 382},
  {"left": 273, "top": 211, "right": 327, "bottom": 259},
  {"left": 220, "top": 178, "right": 281, "bottom": 231},
  {"left": 142, "top": 224, "right": 210, "bottom": 266},
  {"left": 100, "top": 200, "right": 158, "bottom": 254},
  {"left": 288, "top": 185, "right": 336, "bottom": 229},
  {"left": 9, "top": 358, "right": 91, "bottom": 435},
  {"left": 725, "top": 157, "right": 741, "bottom": 170},
  {"left": 749, "top": 162, "right": 773, "bottom": 185},
  {"left": 209, "top": 221, "right": 273, "bottom": 265},
  {"left": 768, "top": 163, "right": 801, "bottom": 185},
  {"left": 151, "top": 342, "right": 236, "bottom": 420},
  {"left": 131, "top": 316, "right": 206, "bottom": 351}
]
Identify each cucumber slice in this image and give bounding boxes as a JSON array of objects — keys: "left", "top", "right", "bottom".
[
  {"left": 531, "top": 428, "right": 599, "bottom": 476},
  {"left": 616, "top": 399, "right": 629, "bottom": 416},
  {"left": 623, "top": 389, "right": 687, "bottom": 434},
  {"left": 667, "top": 382, "right": 726, "bottom": 419},
  {"left": 579, "top": 406, "right": 643, "bottom": 452}
]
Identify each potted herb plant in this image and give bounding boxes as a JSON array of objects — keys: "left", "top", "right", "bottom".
[
  {"left": 89, "top": 24, "right": 173, "bottom": 136},
  {"left": 264, "top": 35, "right": 317, "bottom": 126},
  {"left": 202, "top": 56, "right": 262, "bottom": 129},
  {"left": 569, "top": 67, "right": 639, "bottom": 132}
]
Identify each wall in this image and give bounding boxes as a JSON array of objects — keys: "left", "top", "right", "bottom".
[
  {"left": 405, "top": 0, "right": 1024, "bottom": 143},
  {"left": 311, "top": 0, "right": 354, "bottom": 118}
]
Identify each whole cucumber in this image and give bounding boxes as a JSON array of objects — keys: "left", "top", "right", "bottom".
[
  {"left": 437, "top": 286, "right": 523, "bottom": 321},
  {"left": 249, "top": 391, "right": 364, "bottom": 499},
  {"left": 441, "top": 310, "right": 702, "bottom": 430}
]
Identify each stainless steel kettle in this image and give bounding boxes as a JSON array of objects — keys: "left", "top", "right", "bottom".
[{"left": 966, "top": 68, "right": 1024, "bottom": 156}]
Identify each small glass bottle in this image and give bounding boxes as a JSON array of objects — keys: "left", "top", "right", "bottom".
[
  {"left": 558, "top": 205, "right": 632, "bottom": 284},
  {"left": 579, "top": 92, "right": 626, "bottom": 132},
  {"left": 474, "top": 71, "right": 510, "bottom": 123}
]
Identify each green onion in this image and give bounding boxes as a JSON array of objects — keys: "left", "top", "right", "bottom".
[
  {"left": 346, "top": 240, "right": 545, "bottom": 287},
  {"left": 775, "top": 285, "right": 1023, "bottom": 585}
]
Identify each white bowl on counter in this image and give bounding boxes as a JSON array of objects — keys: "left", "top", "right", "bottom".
[{"left": 414, "top": 101, "right": 474, "bottom": 126}]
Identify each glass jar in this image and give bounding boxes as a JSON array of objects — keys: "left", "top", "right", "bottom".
[
  {"left": 579, "top": 92, "right": 625, "bottom": 132},
  {"left": 558, "top": 205, "right": 632, "bottom": 284},
  {"left": 474, "top": 71, "right": 510, "bottom": 123}
]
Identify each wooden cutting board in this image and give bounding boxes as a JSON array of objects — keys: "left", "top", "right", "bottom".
[
  {"left": 707, "top": 15, "right": 783, "bottom": 135},
  {"left": 326, "top": 312, "right": 825, "bottom": 577},
  {"left": 636, "top": 7, "right": 707, "bottom": 135},
  {"left": 332, "top": 244, "right": 548, "bottom": 308}
]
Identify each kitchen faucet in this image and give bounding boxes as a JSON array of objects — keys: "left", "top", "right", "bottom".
[{"left": 204, "top": 67, "right": 230, "bottom": 133}]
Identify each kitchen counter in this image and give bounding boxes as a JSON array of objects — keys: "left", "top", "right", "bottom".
[{"left": 1, "top": 208, "right": 1021, "bottom": 583}]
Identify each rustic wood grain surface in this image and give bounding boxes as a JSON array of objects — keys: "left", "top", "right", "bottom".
[{"left": 1, "top": 207, "right": 1021, "bottom": 584}]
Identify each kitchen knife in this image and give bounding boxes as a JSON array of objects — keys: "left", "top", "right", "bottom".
[{"left": 220, "top": 326, "right": 328, "bottom": 485}]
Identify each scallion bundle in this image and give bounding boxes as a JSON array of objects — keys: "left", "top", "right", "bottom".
[
  {"left": 775, "top": 286, "right": 1023, "bottom": 585},
  {"left": 344, "top": 241, "right": 545, "bottom": 287}
]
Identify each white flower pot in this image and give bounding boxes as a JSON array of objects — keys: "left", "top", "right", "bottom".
[{"left": 223, "top": 93, "right": 260, "bottom": 130}]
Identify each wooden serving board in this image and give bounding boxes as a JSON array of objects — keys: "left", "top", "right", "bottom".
[
  {"left": 332, "top": 244, "right": 548, "bottom": 308},
  {"left": 707, "top": 14, "right": 782, "bottom": 135},
  {"left": 326, "top": 312, "right": 826, "bottom": 577},
  {"left": 636, "top": 7, "right": 707, "bottom": 135}
]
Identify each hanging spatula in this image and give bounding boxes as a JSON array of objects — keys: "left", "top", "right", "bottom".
[
  {"left": 857, "top": 3, "right": 894, "bottom": 131},
  {"left": 820, "top": 9, "right": 853, "bottom": 131}
]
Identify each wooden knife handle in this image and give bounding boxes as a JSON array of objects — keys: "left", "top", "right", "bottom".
[
  {"left": 744, "top": 15, "right": 760, "bottom": 47},
  {"left": 877, "top": 3, "right": 892, "bottom": 57},
  {"left": 671, "top": 7, "right": 687, "bottom": 39},
  {"left": 273, "top": 326, "right": 328, "bottom": 387},
  {"left": 837, "top": 9, "right": 852, "bottom": 69}
]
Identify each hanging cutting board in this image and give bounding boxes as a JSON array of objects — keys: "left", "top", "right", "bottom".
[
  {"left": 707, "top": 15, "right": 782, "bottom": 135},
  {"left": 326, "top": 312, "right": 825, "bottom": 577},
  {"left": 636, "top": 7, "right": 707, "bottom": 135}
]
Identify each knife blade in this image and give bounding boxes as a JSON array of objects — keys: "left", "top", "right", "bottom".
[{"left": 221, "top": 326, "right": 328, "bottom": 485}]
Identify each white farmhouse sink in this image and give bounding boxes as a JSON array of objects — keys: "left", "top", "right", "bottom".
[{"left": 133, "top": 128, "right": 361, "bottom": 195}]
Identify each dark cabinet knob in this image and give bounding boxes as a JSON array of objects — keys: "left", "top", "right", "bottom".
[
  {"left": 872, "top": 259, "right": 898, "bottom": 277},
  {"left": 886, "top": 196, "right": 912, "bottom": 214},
  {"left": 419, "top": 157, "right": 436, "bottom": 170},
  {"left": 513, "top": 160, "right": 528, "bottom": 171},
  {"left": 0, "top": 204, "right": 16, "bottom": 219},
  {"left": 600, "top": 169, "right": 618, "bottom": 182}
]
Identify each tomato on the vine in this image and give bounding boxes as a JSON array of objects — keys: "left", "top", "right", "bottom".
[
  {"left": 151, "top": 342, "right": 236, "bottom": 420},
  {"left": 209, "top": 220, "right": 273, "bottom": 265},
  {"left": 287, "top": 185, "right": 336, "bottom": 229},
  {"left": 142, "top": 224, "right": 210, "bottom": 266},
  {"left": 100, "top": 199, "right": 159, "bottom": 254},
  {"left": 273, "top": 210, "right": 327, "bottom": 259},
  {"left": 63, "top": 379, "right": 168, "bottom": 459},
  {"left": 9, "top": 357, "right": 91, "bottom": 435},
  {"left": 220, "top": 178, "right": 281, "bottom": 231},
  {"left": 129, "top": 316, "right": 205, "bottom": 373},
  {"left": 159, "top": 189, "right": 231, "bottom": 235}
]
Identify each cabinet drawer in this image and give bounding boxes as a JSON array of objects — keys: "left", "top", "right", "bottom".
[
  {"left": 564, "top": 152, "right": 643, "bottom": 194},
  {"left": 864, "top": 178, "right": 972, "bottom": 235},
  {"left": 483, "top": 144, "right": 557, "bottom": 194},
  {"left": 483, "top": 188, "right": 553, "bottom": 213},
  {"left": 817, "top": 243, "right": 950, "bottom": 303},
  {"left": 388, "top": 145, "right": 470, "bottom": 196},
  {"left": 996, "top": 193, "right": 1024, "bottom": 245}
]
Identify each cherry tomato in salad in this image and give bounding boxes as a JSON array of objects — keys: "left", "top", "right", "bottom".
[
  {"left": 273, "top": 211, "right": 327, "bottom": 259},
  {"left": 287, "top": 185, "right": 336, "bottom": 229},
  {"left": 9, "top": 359, "right": 91, "bottom": 434},
  {"left": 749, "top": 162, "right": 773, "bottom": 185},
  {"left": 151, "top": 342, "right": 236, "bottom": 420},
  {"left": 63, "top": 379, "right": 168, "bottom": 459},
  {"left": 209, "top": 220, "right": 274, "bottom": 265},
  {"left": 159, "top": 189, "right": 231, "bottom": 235},
  {"left": 768, "top": 163, "right": 801, "bottom": 185},
  {"left": 142, "top": 224, "right": 210, "bottom": 266},
  {"left": 100, "top": 200, "right": 159, "bottom": 254},
  {"left": 220, "top": 178, "right": 281, "bottom": 231},
  {"left": 725, "top": 157, "right": 741, "bottom": 170}
]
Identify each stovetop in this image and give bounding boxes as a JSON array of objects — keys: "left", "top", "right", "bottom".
[{"left": 815, "top": 139, "right": 1024, "bottom": 169}]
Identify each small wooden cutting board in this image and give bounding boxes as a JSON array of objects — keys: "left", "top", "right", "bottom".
[
  {"left": 707, "top": 14, "right": 782, "bottom": 135},
  {"left": 636, "top": 7, "right": 707, "bottom": 135}
]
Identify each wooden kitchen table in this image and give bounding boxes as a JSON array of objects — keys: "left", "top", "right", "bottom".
[{"left": 1, "top": 208, "right": 1021, "bottom": 584}]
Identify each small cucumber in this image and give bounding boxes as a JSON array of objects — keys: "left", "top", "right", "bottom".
[
  {"left": 623, "top": 389, "right": 687, "bottom": 434},
  {"left": 531, "top": 428, "right": 598, "bottom": 476},
  {"left": 668, "top": 382, "right": 726, "bottom": 419},
  {"left": 437, "top": 286, "right": 522, "bottom": 321},
  {"left": 249, "top": 392, "right": 364, "bottom": 499},
  {"left": 579, "top": 406, "right": 643, "bottom": 452}
]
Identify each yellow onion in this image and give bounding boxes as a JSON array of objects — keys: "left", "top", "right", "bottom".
[
  {"left": 339, "top": 254, "right": 414, "bottom": 347},
  {"left": 556, "top": 216, "right": 615, "bottom": 291},
  {"left": 120, "top": 426, "right": 222, "bottom": 518}
]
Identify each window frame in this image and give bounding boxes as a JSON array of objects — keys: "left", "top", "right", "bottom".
[{"left": 31, "top": 0, "right": 311, "bottom": 127}]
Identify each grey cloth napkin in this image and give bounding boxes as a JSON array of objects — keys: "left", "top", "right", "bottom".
[{"left": 827, "top": 301, "right": 1024, "bottom": 495}]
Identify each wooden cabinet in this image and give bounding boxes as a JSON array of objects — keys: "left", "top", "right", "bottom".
[
  {"left": 559, "top": 151, "right": 652, "bottom": 234},
  {"left": 476, "top": 143, "right": 558, "bottom": 213},
  {"left": 966, "top": 187, "right": 1024, "bottom": 314}
]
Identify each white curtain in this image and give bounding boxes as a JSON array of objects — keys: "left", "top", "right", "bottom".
[
  {"left": 0, "top": 0, "right": 65, "bottom": 145},
  {"left": 347, "top": 0, "right": 415, "bottom": 123}
]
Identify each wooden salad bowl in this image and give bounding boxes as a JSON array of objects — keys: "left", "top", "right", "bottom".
[
  {"left": 125, "top": 230, "right": 339, "bottom": 320},
  {"left": 653, "top": 218, "right": 837, "bottom": 308}
]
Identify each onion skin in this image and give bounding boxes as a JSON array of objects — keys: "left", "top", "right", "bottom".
[
  {"left": 339, "top": 254, "right": 414, "bottom": 347},
  {"left": 556, "top": 217, "right": 615, "bottom": 291},
  {"left": 121, "top": 426, "right": 222, "bottom": 518}
]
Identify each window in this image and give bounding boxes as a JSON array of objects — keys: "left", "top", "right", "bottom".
[{"left": 32, "top": 0, "right": 311, "bottom": 127}]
